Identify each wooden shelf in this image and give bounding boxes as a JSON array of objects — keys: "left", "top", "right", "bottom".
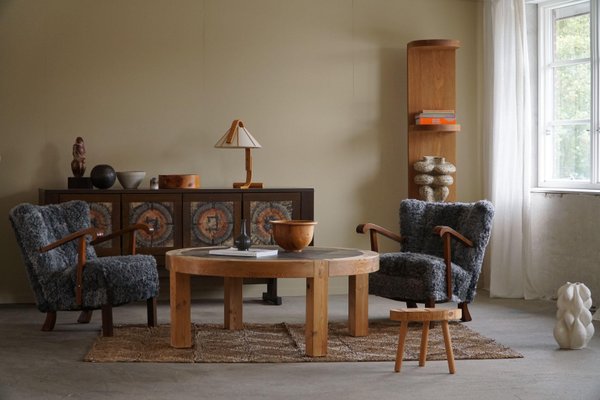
[
  {"left": 410, "top": 124, "right": 461, "bottom": 132},
  {"left": 407, "top": 39, "right": 459, "bottom": 201},
  {"left": 407, "top": 39, "right": 460, "bottom": 49}
]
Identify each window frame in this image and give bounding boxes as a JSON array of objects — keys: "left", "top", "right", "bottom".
[{"left": 536, "top": 0, "right": 599, "bottom": 190}]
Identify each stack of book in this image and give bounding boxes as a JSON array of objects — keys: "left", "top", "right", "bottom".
[
  {"left": 415, "top": 110, "right": 456, "bottom": 125},
  {"left": 208, "top": 247, "right": 279, "bottom": 258}
]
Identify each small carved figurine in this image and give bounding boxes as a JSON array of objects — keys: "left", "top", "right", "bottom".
[{"left": 71, "top": 137, "right": 86, "bottom": 177}]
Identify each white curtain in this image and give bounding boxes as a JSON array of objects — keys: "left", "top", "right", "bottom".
[{"left": 483, "top": 0, "right": 533, "bottom": 298}]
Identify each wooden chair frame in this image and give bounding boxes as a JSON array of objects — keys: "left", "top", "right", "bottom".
[
  {"left": 356, "top": 223, "right": 474, "bottom": 321},
  {"left": 38, "top": 223, "right": 157, "bottom": 336}
]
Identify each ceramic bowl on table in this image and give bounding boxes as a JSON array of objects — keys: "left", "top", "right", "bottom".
[
  {"left": 116, "top": 171, "right": 146, "bottom": 189},
  {"left": 271, "top": 220, "right": 317, "bottom": 252}
]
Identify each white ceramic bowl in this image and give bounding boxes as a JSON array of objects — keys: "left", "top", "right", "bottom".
[{"left": 116, "top": 171, "right": 146, "bottom": 189}]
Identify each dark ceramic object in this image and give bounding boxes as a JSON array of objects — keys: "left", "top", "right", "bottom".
[
  {"left": 90, "top": 164, "right": 116, "bottom": 189},
  {"left": 234, "top": 219, "right": 252, "bottom": 251}
]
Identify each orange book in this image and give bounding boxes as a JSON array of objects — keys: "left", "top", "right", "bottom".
[{"left": 415, "top": 117, "right": 456, "bottom": 125}]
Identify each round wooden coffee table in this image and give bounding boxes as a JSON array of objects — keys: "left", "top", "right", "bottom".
[{"left": 166, "top": 246, "right": 379, "bottom": 357}]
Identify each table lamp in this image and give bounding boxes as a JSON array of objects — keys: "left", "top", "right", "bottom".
[{"left": 215, "top": 119, "right": 263, "bottom": 189}]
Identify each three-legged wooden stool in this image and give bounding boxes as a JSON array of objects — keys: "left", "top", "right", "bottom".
[{"left": 390, "top": 308, "right": 462, "bottom": 374}]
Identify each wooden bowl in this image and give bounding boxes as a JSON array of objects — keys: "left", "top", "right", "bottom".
[
  {"left": 158, "top": 174, "right": 200, "bottom": 189},
  {"left": 271, "top": 220, "right": 317, "bottom": 252}
]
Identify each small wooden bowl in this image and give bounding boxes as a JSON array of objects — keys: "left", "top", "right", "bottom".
[
  {"left": 271, "top": 220, "right": 317, "bottom": 252},
  {"left": 158, "top": 174, "right": 200, "bottom": 189}
]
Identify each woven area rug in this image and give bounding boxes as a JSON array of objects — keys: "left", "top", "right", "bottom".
[{"left": 84, "top": 320, "right": 522, "bottom": 363}]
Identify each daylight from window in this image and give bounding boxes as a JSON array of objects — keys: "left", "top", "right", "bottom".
[{"left": 538, "top": 0, "right": 597, "bottom": 188}]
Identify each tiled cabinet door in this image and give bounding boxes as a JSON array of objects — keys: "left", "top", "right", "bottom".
[
  {"left": 58, "top": 193, "right": 121, "bottom": 256},
  {"left": 122, "top": 194, "right": 182, "bottom": 265},
  {"left": 182, "top": 193, "right": 242, "bottom": 248},
  {"left": 39, "top": 188, "right": 314, "bottom": 269},
  {"left": 243, "top": 192, "right": 302, "bottom": 246}
]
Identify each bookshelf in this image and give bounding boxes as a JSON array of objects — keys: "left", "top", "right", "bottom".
[{"left": 407, "top": 39, "right": 460, "bottom": 201}]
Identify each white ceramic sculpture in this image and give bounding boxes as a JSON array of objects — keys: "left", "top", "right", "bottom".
[{"left": 553, "top": 282, "right": 594, "bottom": 349}]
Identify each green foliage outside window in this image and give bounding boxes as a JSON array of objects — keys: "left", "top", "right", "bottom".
[{"left": 551, "top": 10, "right": 591, "bottom": 180}]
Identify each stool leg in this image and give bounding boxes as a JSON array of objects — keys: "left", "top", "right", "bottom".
[
  {"left": 394, "top": 322, "right": 409, "bottom": 372},
  {"left": 441, "top": 320, "right": 456, "bottom": 374},
  {"left": 419, "top": 320, "right": 430, "bottom": 367}
]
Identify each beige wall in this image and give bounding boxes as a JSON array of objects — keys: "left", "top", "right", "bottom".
[{"left": 0, "top": 0, "right": 483, "bottom": 303}]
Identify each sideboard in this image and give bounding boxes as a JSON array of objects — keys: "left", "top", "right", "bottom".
[{"left": 39, "top": 187, "right": 314, "bottom": 304}]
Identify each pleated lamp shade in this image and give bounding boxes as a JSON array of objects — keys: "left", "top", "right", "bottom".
[{"left": 214, "top": 120, "right": 262, "bottom": 149}]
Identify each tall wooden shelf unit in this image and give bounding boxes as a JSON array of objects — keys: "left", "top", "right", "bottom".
[{"left": 407, "top": 39, "right": 460, "bottom": 201}]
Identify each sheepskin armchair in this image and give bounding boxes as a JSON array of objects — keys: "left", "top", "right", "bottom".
[
  {"left": 9, "top": 200, "right": 159, "bottom": 336},
  {"left": 357, "top": 199, "right": 494, "bottom": 321}
]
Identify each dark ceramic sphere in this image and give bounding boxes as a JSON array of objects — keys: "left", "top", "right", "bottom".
[{"left": 90, "top": 164, "right": 116, "bottom": 189}]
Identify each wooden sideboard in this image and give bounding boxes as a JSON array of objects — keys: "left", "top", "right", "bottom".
[{"left": 39, "top": 187, "right": 314, "bottom": 304}]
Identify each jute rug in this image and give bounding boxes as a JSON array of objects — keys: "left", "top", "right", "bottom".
[{"left": 84, "top": 320, "right": 522, "bottom": 363}]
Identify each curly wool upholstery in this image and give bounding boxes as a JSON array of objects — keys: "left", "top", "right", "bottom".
[
  {"left": 369, "top": 199, "right": 494, "bottom": 303},
  {"left": 9, "top": 201, "right": 159, "bottom": 312}
]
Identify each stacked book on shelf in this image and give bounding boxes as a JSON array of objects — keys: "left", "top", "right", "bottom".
[{"left": 415, "top": 110, "right": 456, "bottom": 125}]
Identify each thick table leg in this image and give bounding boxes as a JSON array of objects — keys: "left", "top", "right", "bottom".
[
  {"left": 224, "top": 277, "right": 243, "bottom": 330},
  {"left": 170, "top": 269, "right": 192, "bottom": 348},
  {"left": 305, "top": 260, "right": 329, "bottom": 357},
  {"left": 348, "top": 273, "right": 369, "bottom": 336}
]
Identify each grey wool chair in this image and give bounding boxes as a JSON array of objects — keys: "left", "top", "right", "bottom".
[
  {"left": 9, "top": 200, "right": 159, "bottom": 336},
  {"left": 356, "top": 199, "right": 494, "bottom": 321}
]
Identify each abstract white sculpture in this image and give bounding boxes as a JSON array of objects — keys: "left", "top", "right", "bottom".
[{"left": 553, "top": 282, "right": 594, "bottom": 349}]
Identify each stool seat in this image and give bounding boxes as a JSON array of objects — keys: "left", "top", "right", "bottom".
[{"left": 390, "top": 307, "right": 462, "bottom": 374}]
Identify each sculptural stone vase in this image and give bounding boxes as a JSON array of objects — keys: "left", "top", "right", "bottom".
[
  {"left": 413, "top": 156, "right": 456, "bottom": 202},
  {"left": 234, "top": 219, "right": 252, "bottom": 251},
  {"left": 90, "top": 164, "right": 116, "bottom": 190},
  {"left": 553, "top": 282, "right": 594, "bottom": 349}
]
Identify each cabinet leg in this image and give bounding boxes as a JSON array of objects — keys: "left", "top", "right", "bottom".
[{"left": 262, "top": 278, "right": 282, "bottom": 305}]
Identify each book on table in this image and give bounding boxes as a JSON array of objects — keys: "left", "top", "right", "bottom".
[{"left": 208, "top": 247, "right": 279, "bottom": 257}]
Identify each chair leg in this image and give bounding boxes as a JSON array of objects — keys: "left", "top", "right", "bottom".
[
  {"left": 147, "top": 297, "right": 157, "bottom": 327},
  {"left": 458, "top": 302, "right": 472, "bottom": 322},
  {"left": 77, "top": 310, "right": 93, "bottom": 324},
  {"left": 101, "top": 304, "right": 114, "bottom": 337},
  {"left": 42, "top": 311, "right": 57, "bottom": 331}
]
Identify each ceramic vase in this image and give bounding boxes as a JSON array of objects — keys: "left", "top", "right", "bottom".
[
  {"left": 234, "top": 219, "right": 252, "bottom": 251},
  {"left": 553, "top": 282, "right": 594, "bottom": 349},
  {"left": 90, "top": 164, "right": 116, "bottom": 189},
  {"left": 413, "top": 156, "right": 456, "bottom": 202}
]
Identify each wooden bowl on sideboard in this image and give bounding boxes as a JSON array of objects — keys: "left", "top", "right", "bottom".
[
  {"left": 158, "top": 174, "right": 200, "bottom": 189},
  {"left": 271, "top": 220, "right": 317, "bottom": 252}
]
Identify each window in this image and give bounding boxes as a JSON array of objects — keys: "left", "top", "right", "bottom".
[{"left": 537, "top": 0, "right": 598, "bottom": 189}]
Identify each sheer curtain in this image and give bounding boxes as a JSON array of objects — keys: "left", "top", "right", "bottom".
[{"left": 483, "top": 0, "right": 533, "bottom": 298}]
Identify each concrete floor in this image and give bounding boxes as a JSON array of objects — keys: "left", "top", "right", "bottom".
[{"left": 0, "top": 291, "right": 599, "bottom": 400}]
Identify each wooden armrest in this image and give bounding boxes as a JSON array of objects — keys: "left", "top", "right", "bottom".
[
  {"left": 39, "top": 227, "right": 102, "bottom": 253},
  {"left": 91, "top": 223, "right": 153, "bottom": 245},
  {"left": 39, "top": 226, "right": 101, "bottom": 306},
  {"left": 433, "top": 225, "right": 473, "bottom": 247},
  {"left": 432, "top": 225, "right": 473, "bottom": 301},
  {"left": 91, "top": 223, "right": 154, "bottom": 255},
  {"left": 356, "top": 223, "right": 404, "bottom": 252}
]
